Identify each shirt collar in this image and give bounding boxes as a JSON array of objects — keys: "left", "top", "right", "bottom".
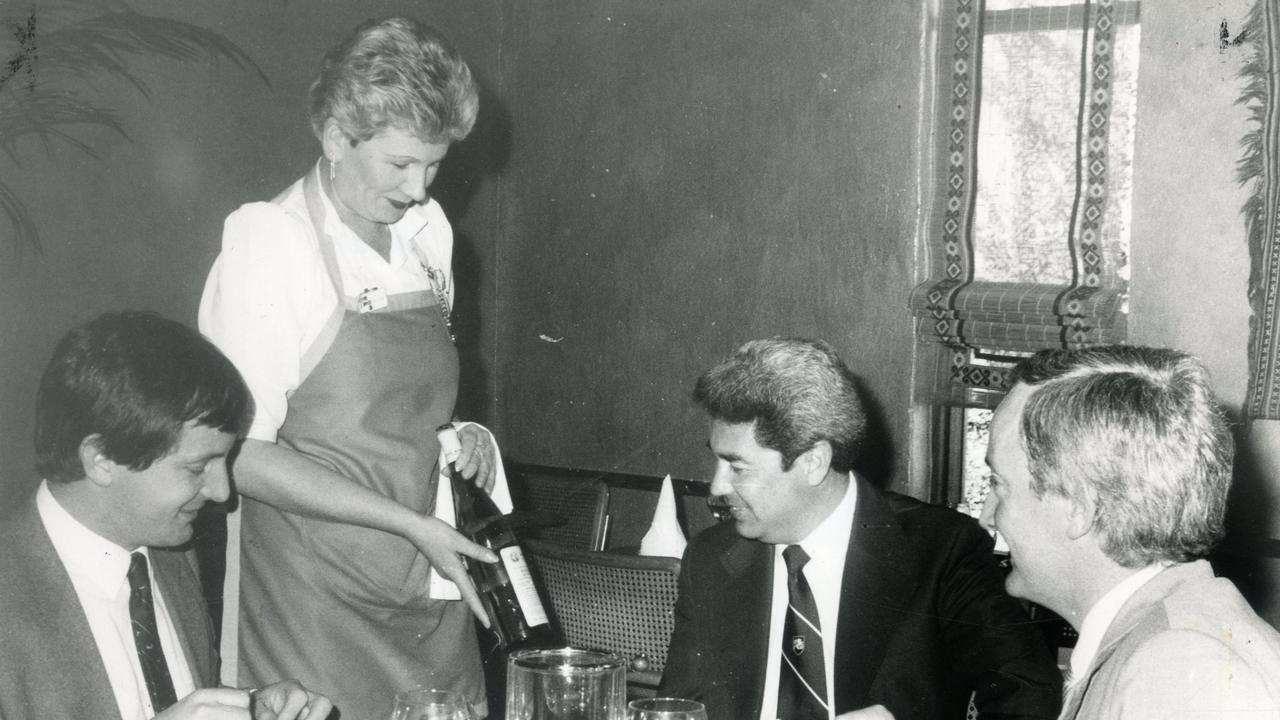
[
  {"left": 791, "top": 473, "right": 859, "bottom": 562},
  {"left": 36, "top": 480, "right": 138, "bottom": 600},
  {"left": 1068, "top": 562, "right": 1167, "bottom": 683}
]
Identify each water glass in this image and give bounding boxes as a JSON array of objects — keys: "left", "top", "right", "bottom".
[
  {"left": 627, "top": 698, "right": 707, "bottom": 720},
  {"left": 506, "top": 647, "right": 627, "bottom": 720},
  {"left": 390, "top": 687, "right": 474, "bottom": 720}
]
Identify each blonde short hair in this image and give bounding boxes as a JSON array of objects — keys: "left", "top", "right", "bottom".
[{"left": 308, "top": 17, "right": 478, "bottom": 144}]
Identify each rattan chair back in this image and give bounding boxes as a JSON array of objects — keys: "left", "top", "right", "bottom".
[
  {"left": 510, "top": 470, "right": 611, "bottom": 550},
  {"left": 525, "top": 539, "right": 680, "bottom": 692}
]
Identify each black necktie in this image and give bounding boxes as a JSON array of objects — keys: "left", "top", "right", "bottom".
[
  {"left": 128, "top": 552, "right": 178, "bottom": 713},
  {"left": 777, "top": 545, "right": 828, "bottom": 720}
]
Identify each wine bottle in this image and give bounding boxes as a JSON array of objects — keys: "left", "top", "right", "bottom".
[{"left": 436, "top": 424, "right": 565, "bottom": 651}]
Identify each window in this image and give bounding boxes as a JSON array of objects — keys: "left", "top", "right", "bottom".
[
  {"left": 975, "top": 1, "right": 1138, "bottom": 286},
  {"left": 911, "top": 0, "right": 1139, "bottom": 511}
]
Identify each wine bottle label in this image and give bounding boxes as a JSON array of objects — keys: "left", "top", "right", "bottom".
[{"left": 499, "top": 546, "right": 550, "bottom": 627}]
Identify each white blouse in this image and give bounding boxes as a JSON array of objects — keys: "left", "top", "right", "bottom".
[{"left": 198, "top": 165, "right": 456, "bottom": 442}]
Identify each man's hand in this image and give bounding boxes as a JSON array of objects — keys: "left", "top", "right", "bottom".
[
  {"left": 251, "top": 680, "right": 334, "bottom": 720},
  {"left": 410, "top": 514, "right": 499, "bottom": 625},
  {"left": 836, "top": 705, "right": 895, "bottom": 720},
  {"left": 154, "top": 685, "right": 334, "bottom": 720},
  {"left": 153, "top": 688, "right": 253, "bottom": 718},
  {"left": 451, "top": 424, "right": 496, "bottom": 493}
]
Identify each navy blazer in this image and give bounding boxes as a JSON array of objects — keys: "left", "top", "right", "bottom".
[
  {"left": 0, "top": 491, "right": 218, "bottom": 720},
  {"left": 660, "top": 476, "right": 1061, "bottom": 720}
]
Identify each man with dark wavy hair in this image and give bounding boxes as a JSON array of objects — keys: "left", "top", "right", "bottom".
[
  {"left": 981, "top": 345, "right": 1280, "bottom": 719},
  {"left": 0, "top": 311, "right": 331, "bottom": 720},
  {"left": 661, "top": 337, "right": 1061, "bottom": 720}
]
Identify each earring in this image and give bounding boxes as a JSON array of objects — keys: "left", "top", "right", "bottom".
[{"left": 328, "top": 158, "right": 336, "bottom": 182}]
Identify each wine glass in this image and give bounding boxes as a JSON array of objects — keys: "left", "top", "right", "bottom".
[
  {"left": 627, "top": 698, "right": 707, "bottom": 720},
  {"left": 390, "top": 688, "right": 474, "bottom": 720}
]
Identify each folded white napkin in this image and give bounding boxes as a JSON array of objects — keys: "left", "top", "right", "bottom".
[
  {"left": 639, "top": 474, "right": 687, "bottom": 558},
  {"left": 428, "top": 422, "right": 513, "bottom": 599}
]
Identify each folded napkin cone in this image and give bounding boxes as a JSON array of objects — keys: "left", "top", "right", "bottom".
[{"left": 639, "top": 474, "right": 687, "bottom": 558}]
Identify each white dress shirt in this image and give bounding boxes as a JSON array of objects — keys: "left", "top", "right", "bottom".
[
  {"left": 1067, "top": 562, "right": 1167, "bottom": 686},
  {"left": 36, "top": 481, "right": 196, "bottom": 720},
  {"left": 760, "top": 476, "right": 858, "bottom": 720},
  {"left": 198, "top": 163, "right": 456, "bottom": 443}
]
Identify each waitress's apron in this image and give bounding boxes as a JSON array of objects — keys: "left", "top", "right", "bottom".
[{"left": 237, "top": 172, "right": 482, "bottom": 720}]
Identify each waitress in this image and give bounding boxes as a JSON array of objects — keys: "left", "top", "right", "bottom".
[{"left": 199, "top": 18, "right": 497, "bottom": 720}]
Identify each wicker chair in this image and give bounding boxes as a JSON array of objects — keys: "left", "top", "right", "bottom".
[
  {"left": 509, "top": 466, "right": 611, "bottom": 550},
  {"left": 524, "top": 539, "right": 681, "bottom": 696}
]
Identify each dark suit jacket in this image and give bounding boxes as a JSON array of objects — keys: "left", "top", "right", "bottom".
[
  {"left": 0, "top": 491, "right": 218, "bottom": 720},
  {"left": 660, "top": 476, "right": 1061, "bottom": 720}
]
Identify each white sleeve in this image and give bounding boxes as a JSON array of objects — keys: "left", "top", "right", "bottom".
[{"left": 199, "top": 202, "right": 330, "bottom": 442}]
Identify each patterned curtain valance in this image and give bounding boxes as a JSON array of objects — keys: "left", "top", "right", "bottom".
[
  {"left": 912, "top": 0, "right": 1134, "bottom": 402},
  {"left": 908, "top": 280, "right": 1126, "bottom": 352}
]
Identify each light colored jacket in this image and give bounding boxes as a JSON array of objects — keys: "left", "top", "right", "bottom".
[{"left": 1061, "top": 560, "right": 1280, "bottom": 720}]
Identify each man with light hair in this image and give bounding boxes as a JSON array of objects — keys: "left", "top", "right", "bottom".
[{"left": 981, "top": 345, "right": 1280, "bottom": 719}]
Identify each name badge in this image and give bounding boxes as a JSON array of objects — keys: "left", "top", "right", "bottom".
[{"left": 357, "top": 287, "right": 388, "bottom": 314}]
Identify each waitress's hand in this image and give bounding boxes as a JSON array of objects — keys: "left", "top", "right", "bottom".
[
  {"left": 410, "top": 515, "right": 499, "bottom": 625},
  {"left": 452, "top": 423, "right": 497, "bottom": 494}
]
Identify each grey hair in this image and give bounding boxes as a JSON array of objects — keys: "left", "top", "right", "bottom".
[
  {"left": 1012, "top": 345, "right": 1233, "bottom": 567},
  {"left": 692, "top": 337, "right": 866, "bottom": 473}
]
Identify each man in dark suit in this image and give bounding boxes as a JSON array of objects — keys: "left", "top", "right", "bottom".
[
  {"left": 0, "top": 311, "right": 332, "bottom": 720},
  {"left": 660, "top": 337, "right": 1061, "bottom": 720}
]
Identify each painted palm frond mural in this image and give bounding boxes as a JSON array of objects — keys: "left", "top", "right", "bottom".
[{"left": 0, "top": 0, "right": 266, "bottom": 254}]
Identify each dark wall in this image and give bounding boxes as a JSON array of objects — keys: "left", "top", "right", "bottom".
[
  {"left": 490, "top": 2, "right": 922, "bottom": 485},
  {"left": 0, "top": 1, "right": 505, "bottom": 503},
  {"left": 0, "top": 1, "right": 923, "bottom": 502}
]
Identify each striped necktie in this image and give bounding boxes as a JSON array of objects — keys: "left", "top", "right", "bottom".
[
  {"left": 128, "top": 553, "right": 178, "bottom": 713},
  {"left": 777, "top": 545, "right": 828, "bottom": 720}
]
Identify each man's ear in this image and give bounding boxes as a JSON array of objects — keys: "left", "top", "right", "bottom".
[
  {"left": 1064, "top": 488, "right": 1095, "bottom": 540},
  {"left": 78, "top": 435, "right": 116, "bottom": 488},
  {"left": 801, "top": 441, "right": 834, "bottom": 486}
]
